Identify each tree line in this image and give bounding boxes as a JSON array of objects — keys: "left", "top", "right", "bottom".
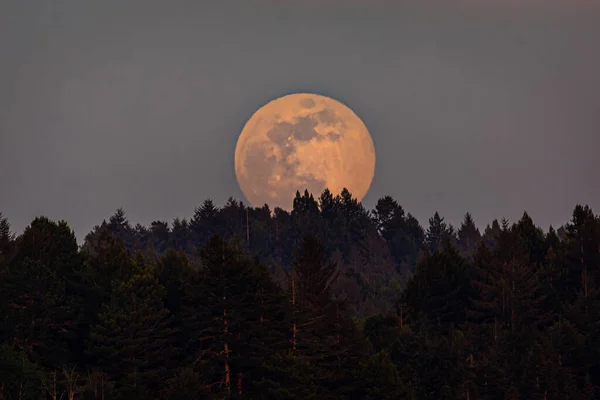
[{"left": 1, "top": 188, "right": 599, "bottom": 399}]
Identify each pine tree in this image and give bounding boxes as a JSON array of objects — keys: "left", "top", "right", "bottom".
[
  {"left": 472, "top": 222, "right": 550, "bottom": 398},
  {"left": 457, "top": 212, "right": 482, "bottom": 261},
  {"left": 2, "top": 217, "right": 81, "bottom": 368},
  {"left": 0, "top": 343, "right": 45, "bottom": 400},
  {"left": 154, "top": 249, "right": 194, "bottom": 366},
  {"left": 88, "top": 258, "right": 176, "bottom": 399},
  {"left": 160, "top": 367, "right": 214, "bottom": 400},
  {"left": 189, "top": 199, "right": 221, "bottom": 247},
  {"left": 426, "top": 212, "right": 456, "bottom": 254},
  {"left": 561, "top": 282, "right": 600, "bottom": 390},
  {"left": 385, "top": 324, "right": 466, "bottom": 400},
  {"left": 545, "top": 226, "right": 560, "bottom": 253},
  {"left": 106, "top": 208, "right": 135, "bottom": 249},
  {"left": 219, "top": 198, "right": 246, "bottom": 242},
  {"left": 155, "top": 249, "right": 193, "bottom": 316},
  {"left": 0, "top": 212, "right": 13, "bottom": 263},
  {"left": 292, "top": 190, "right": 320, "bottom": 218},
  {"left": 258, "top": 350, "right": 317, "bottom": 400},
  {"left": 289, "top": 234, "right": 368, "bottom": 399},
  {"left": 373, "top": 196, "right": 405, "bottom": 238},
  {"left": 76, "top": 231, "right": 136, "bottom": 343},
  {"left": 291, "top": 234, "right": 338, "bottom": 307},
  {"left": 363, "top": 314, "right": 401, "bottom": 353},
  {"left": 148, "top": 221, "right": 170, "bottom": 254},
  {"left": 512, "top": 211, "right": 547, "bottom": 265},
  {"left": 465, "top": 243, "right": 501, "bottom": 340},
  {"left": 0, "top": 213, "right": 14, "bottom": 344},
  {"left": 355, "top": 350, "right": 412, "bottom": 399},
  {"left": 169, "top": 218, "right": 190, "bottom": 252},
  {"left": 483, "top": 219, "right": 502, "bottom": 250},
  {"left": 336, "top": 188, "right": 373, "bottom": 255},
  {"left": 402, "top": 245, "right": 473, "bottom": 335},
  {"left": 291, "top": 190, "right": 328, "bottom": 254},
  {"left": 319, "top": 188, "right": 338, "bottom": 223},
  {"left": 133, "top": 223, "right": 150, "bottom": 251},
  {"left": 372, "top": 197, "right": 423, "bottom": 272},
  {"left": 181, "top": 235, "right": 288, "bottom": 398},
  {"left": 559, "top": 205, "right": 599, "bottom": 302},
  {"left": 10, "top": 217, "right": 81, "bottom": 278}
]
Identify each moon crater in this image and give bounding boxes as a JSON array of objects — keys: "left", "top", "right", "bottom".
[{"left": 235, "top": 93, "right": 375, "bottom": 210}]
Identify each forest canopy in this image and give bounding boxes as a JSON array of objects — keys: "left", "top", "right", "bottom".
[{"left": 1, "top": 188, "right": 599, "bottom": 399}]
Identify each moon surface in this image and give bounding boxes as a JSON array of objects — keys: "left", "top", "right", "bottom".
[{"left": 234, "top": 93, "right": 376, "bottom": 210}]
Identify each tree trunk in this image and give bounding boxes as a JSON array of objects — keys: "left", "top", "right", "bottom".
[
  {"left": 224, "top": 308, "right": 230, "bottom": 394},
  {"left": 292, "top": 278, "right": 297, "bottom": 351}
]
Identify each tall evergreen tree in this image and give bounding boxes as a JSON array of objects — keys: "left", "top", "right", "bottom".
[
  {"left": 189, "top": 199, "right": 221, "bottom": 248},
  {"left": 0, "top": 212, "right": 13, "bottom": 262},
  {"left": 545, "top": 225, "right": 560, "bottom": 253},
  {"left": 219, "top": 198, "right": 246, "bottom": 242},
  {"left": 106, "top": 208, "right": 135, "bottom": 249},
  {"left": 181, "top": 235, "right": 288, "bottom": 398},
  {"left": 559, "top": 205, "right": 600, "bottom": 302},
  {"left": 289, "top": 234, "right": 368, "bottom": 399},
  {"left": 74, "top": 231, "right": 137, "bottom": 364},
  {"left": 373, "top": 197, "right": 422, "bottom": 272},
  {"left": 319, "top": 188, "right": 338, "bottom": 223},
  {"left": 292, "top": 190, "right": 320, "bottom": 218},
  {"left": 0, "top": 343, "right": 45, "bottom": 400},
  {"left": 169, "top": 217, "right": 190, "bottom": 252},
  {"left": 2, "top": 217, "right": 81, "bottom": 368},
  {"left": 457, "top": 212, "right": 481, "bottom": 261},
  {"left": 483, "top": 219, "right": 502, "bottom": 250},
  {"left": 148, "top": 221, "right": 170, "bottom": 254},
  {"left": 512, "top": 211, "right": 547, "bottom": 265},
  {"left": 426, "top": 212, "right": 456, "bottom": 254},
  {"left": 88, "top": 258, "right": 176, "bottom": 399},
  {"left": 402, "top": 245, "right": 473, "bottom": 335}
]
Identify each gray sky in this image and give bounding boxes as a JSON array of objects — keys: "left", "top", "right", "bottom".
[{"left": 1, "top": 0, "right": 599, "bottom": 240}]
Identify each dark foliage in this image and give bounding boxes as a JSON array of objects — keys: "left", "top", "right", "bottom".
[{"left": 1, "top": 191, "right": 598, "bottom": 398}]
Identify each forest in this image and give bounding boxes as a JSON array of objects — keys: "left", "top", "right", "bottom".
[{"left": 1, "top": 188, "right": 599, "bottom": 399}]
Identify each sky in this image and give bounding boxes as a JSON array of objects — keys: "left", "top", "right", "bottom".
[{"left": 1, "top": 0, "right": 599, "bottom": 240}]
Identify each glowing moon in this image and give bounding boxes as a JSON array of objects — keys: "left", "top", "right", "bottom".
[{"left": 234, "top": 93, "right": 376, "bottom": 210}]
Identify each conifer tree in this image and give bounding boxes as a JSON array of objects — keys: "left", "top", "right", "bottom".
[
  {"left": 258, "top": 350, "right": 317, "bottom": 400},
  {"left": 426, "top": 212, "right": 456, "bottom": 254},
  {"left": 0, "top": 343, "right": 45, "bottom": 400},
  {"left": 355, "top": 350, "right": 413, "bottom": 400},
  {"left": 373, "top": 197, "right": 422, "bottom": 271},
  {"left": 169, "top": 217, "right": 190, "bottom": 252},
  {"left": 148, "top": 221, "right": 170, "bottom": 254},
  {"left": 0, "top": 212, "right": 13, "bottom": 263},
  {"left": 181, "top": 235, "right": 287, "bottom": 398},
  {"left": 2, "top": 217, "right": 81, "bottom": 368},
  {"left": 88, "top": 257, "right": 176, "bottom": 399},
  {"left": 106, "top": 208, "right": 135, "bottom": 249},
  {"left": 292, "top": 190, "right": 320, "bottom": 218},
  {"left": 561, "top": 282, "right": 600, "bottom": 390},
  {"left": 319, "top": 188, "right": 338, "bottom": 223},
  {"left": 457, "top": 212, "right": 482, "bottom": 261},
  {"left": 483, "top": 219, "right": 502, "bottom": 249},
  {"left": 560, "top": 205, "right": 599, "bottom": 302},
  {"left": 76, "top": 231, "right": 136, "bottom": 345},
  {"left": 189, "top": 199, "right": 221, "bottom": 247},
  {"left": 160, "top": 367, "right": 214, "bottom": 400},
  {"left": 402, "top": 245, "right": 473, "bottom": 335},
  {"left": 287, "top": 234, "right": 369, "bottom": 398},
  {"left": 512, "top": 211, "right": 547, "bottom": 265},
  {"left": 545, "top": 226, "right": 560, "bottom": 253}
]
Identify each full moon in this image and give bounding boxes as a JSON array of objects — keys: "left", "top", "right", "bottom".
[{"left": 234, "top": 93, "right": 376, "bottom": 210}]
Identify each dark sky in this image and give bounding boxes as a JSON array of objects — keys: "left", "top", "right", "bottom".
[{"left": 1, "top": 0, "right": 599, "bottom": 240}]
